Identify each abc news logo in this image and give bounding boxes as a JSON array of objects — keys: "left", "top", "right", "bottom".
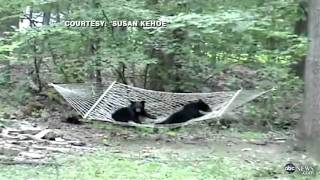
[{"left": 284, "top": 163, "right": 317, "bottom": 176}]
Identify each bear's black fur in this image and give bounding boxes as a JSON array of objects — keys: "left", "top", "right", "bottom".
[
  {"left": 112, "top": 100, "right": 156, "bottom": 123},
  {"left": 156, "top": 99, "right": 211, "bottom": 124}
]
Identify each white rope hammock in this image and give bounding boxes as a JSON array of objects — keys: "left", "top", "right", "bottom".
[{"left": 49, "top": 81, "right": 272, "bottom": 128}]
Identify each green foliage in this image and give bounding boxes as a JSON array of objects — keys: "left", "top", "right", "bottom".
[
  {"left": 0, "top": 82, "right": 32, "bottom": 106},
  {"left": 0, "top": 0, "right": 308, "bottom": 129},
  {"left": 243, "top": 66, "right": 304, "bottom": 129}
]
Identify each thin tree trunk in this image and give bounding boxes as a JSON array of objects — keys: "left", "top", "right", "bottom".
[
  {"left": 130, "top": 63, "right": 136, "bottom": 86},
  {"left": 26, "top": 6, "right": 42, "bottom": 92},
  {"left": 95, "top": 58, "right": 102, "bottom": 84},
  {"left": 143, "top": 64, "right": 149, "bottom": 88},
  {"left": 91, "top": 0, "right": 102, "bottom": 85},
  {"left": 90, "top": 42, "right": 102, "bottom": 85},
  {"left": 56, "top": 3, "right": 60, "bottom": 22},
  {"left": 43, "top": 11, "right": 51, "bottom": 25},
  {"left": 29, "top": 7, "right": 34, "bottom": 27}
]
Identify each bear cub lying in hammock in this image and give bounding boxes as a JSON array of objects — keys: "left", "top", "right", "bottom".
[
  {"left": 157, "top": 99, "right": 212, "bottom": 124},
  {"left": 112, "top": 100, "right": 156, "bottom": 123}
]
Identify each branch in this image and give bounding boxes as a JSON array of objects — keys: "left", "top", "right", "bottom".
[
  {"left": 0, "top": 14, "right": 21, "bottom": 23},
  {"left": 101, "top": 10, "right": 115, "bottom": 39},
  {"left": 114, "top": 62, "right": 128, "bottom": 84},
  {"left": 23, "top": 15, "right": 40, "bottom": 27}
]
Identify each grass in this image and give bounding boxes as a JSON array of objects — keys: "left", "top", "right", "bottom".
[
  {"left": 0, "top": 102, "right": 318, "bottom": 180},
  {"left": 0, "top": 151, "right": 251, "bottom": 180},
  {"left": 0, "top": 150, "right": 317, "bottom": 180},
  {"left": 237, "top": 131, "right": 266, "bottom": 140}
]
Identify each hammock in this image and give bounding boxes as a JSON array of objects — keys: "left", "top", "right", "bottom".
[{"left": 49, "top": 81, "right": 273, "bottom": 128}]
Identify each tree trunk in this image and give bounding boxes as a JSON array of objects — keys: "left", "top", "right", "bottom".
[
  {"left": 90, "top": 42, "right": 102, "bottom": 85},
  {"left": 29, "top": 7, "right": 34, "bottom": 27},
  {"left": 43, "top": 11, "right": 51, "bottom": 25},
  {"left": 91, "top": 0, "right": 102, "bottom": 85},
  {"left": 299, "top": 0, "right": 320, "bottom": 161},
  {"left": 56, "top": 3, "right": 60, "bottom": 22}
]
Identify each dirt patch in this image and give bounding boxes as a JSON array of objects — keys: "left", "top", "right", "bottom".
[{"left": 0, "top": 111, "right": 315, "bottom": 167}]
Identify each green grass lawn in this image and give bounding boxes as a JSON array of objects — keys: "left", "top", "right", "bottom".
[{"left": 0, "top": 150, "right": 317, "bottom": 180}]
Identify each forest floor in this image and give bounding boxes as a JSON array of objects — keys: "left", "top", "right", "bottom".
[{"left": 0, "top": 108, "right": 318, "bottom": 180}]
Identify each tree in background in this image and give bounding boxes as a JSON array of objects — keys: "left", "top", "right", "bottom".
[
  {"left": 299, "top": 0, "right": 320, "bottom": 161},
  {"left": 0, "top": 0, "right": 309, "bottom": 129}
]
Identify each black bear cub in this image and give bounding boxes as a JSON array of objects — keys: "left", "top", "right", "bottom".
[
  {"left": 157, "top": 99, "right": 211, "bottom": 124},
  {"left": 112, "top": 100, "right": 156, "bottom": 123}
]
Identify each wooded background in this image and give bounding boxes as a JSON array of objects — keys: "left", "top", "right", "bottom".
[
  {"left": 0, "top": 0, "right": 310, "bottom": 131},
  {"left": 2, "top": 1, "right": 320, "bottom": 179}
]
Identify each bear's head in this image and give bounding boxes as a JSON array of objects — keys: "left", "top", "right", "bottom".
[
  {"left": 129, "top": 100, "right": 145, "bottom": 114},
  {"left": 197, "top": 99, "right": 212, "bottom": 112}
]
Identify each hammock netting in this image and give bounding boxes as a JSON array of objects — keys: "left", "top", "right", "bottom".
[{"left": 49, "top": 81, "right": 272, "bottom": 128}]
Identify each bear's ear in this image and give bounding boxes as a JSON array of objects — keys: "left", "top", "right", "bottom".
[
  {"left": 141, "top": 101, "right": 145, "bottom": 105},
  {"left": 129, "top": 100, "right": 135, "bottom": 104},
  {"left": 198, "top": 99, "right": 204, "bottom": 103}
]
